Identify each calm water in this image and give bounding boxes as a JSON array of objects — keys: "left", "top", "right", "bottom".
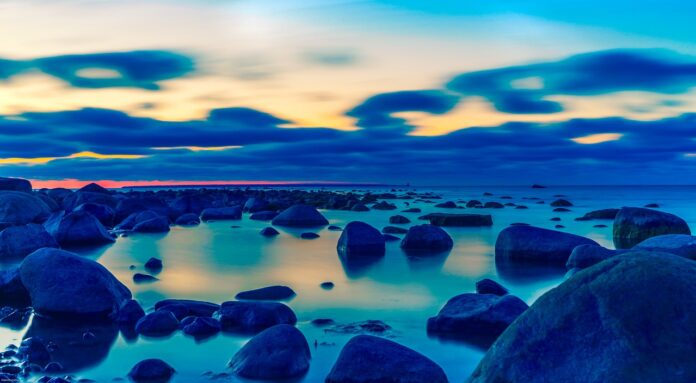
[{"left": 3, "top": 186, "right": 696, "bottom": 382}]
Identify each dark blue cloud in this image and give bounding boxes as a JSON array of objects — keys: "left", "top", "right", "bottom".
[
  {"left": 0, "top": 50, "right": 194, "bottom": 90},
  {"left": 447, "top": 49, "right": 696, "bottom": 114}
]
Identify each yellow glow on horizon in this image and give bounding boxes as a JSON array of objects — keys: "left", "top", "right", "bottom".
[
  {"left": 571, "top": 133, "right": 623, "bottom": 144},
  {"left": 0, "top": 151, "right": 147, "bottom": 165},
  {"left": 151, "top": 145, "right": 242, "bottom": 152}
]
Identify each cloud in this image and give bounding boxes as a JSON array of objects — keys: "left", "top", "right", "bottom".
[
  {"left": 304, "top": 50, "right": 358, "bottom": 66},
  {"left": 0, "top": 50, "right": 194, "bottom": 90},
  {"left": 447, "top": 49, "right": 696, "bottom": 114}
]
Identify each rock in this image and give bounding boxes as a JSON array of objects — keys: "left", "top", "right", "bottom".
[
  {"left": 19, "top": 248, "right": 131, "bottom": 319},
  {"left": 135, "top": 311, "right": 180, "bottom": 336},
  {"left": 243, "top": 198, "right": 269, "bottom": 213},
  {"left": 117, "top": 300, "right": 145, "bottom": 326},
  {"left": 235, "top": 286, "right": 296, "bottom": 301},
  {"left": 495, "top": 225, "right": 598, "bottom": 265},
  {"left": 74, "top": 203, "right": 116, "bottom": 227},
  {"left": 553, "top": 207, "right": 571, "bottom": 212},
  {"left": 351, "top": 203, "right": 370, "bottom": 212},
  {"left": 531, "top": 184, "right": 546, "bottom": 189},
  {"left": 337, "top": 221, "right": 386, "bottom": 260},
  {"left": 157, "top": 303, "right": 189, "bottom": 320},
  {"left": 403, "top": 207, "right": 421, "bottom": 213},
  {"left": 634, "top": 234, "right": 696, "bottom": 259},
  {"left": 483, "top": 201, "right": 504, "bottom": 208},
  {"left": 0, "top": 267, "right": 30, "bottom": 306},
  {"left": 62, "top": 191, "right": 117, "bottom": 212},
  {"left": 427, "top": 293, "right": 528, "bottom": 343},
  {"left": 133, "top": 273, "right": 159, "bottom": 283},
  {"left": 475, "top": 278, "right": 508, "bottom": 296},
  {"left": 311, "top": 318, "right": 335, "bottom": 326},
  {"left": 400, "top": 224, "right": 453, "bottom": 253},
  {"left": 200, "top": 207, "right": 242, "bottom": 221},
  {"left": 228, "top": 324, "right": 310, "bottom": 380},
  {"left": 427, "top": 213, "right": 493, "bottom": 227},
  {"left": 78, "top": 183, "right": 110, "bottom": 194},
  {"left": 468, "top": 251, "right": 696, "bottom": 383},
  {"left": 180, "top": 316, "right": 221, "bottom": 338},
  {"left": 576, "top": 208, "right": 619, "bottom": 221},
  {"left": 0, "top": 177, "right": 31, "bottom": 193},
  {"left": 132, "top": 215, "right": 170, "bottom": 233},
  {"left": 154, "top": 299, "right": 220, "bottom": 318},
  {"left": 613, "top": 207, "right": 691, "bottom": 249},
  {"left": 114, "top": 196, "right": 169, "bottom": 223},
  {"left": 144, "top": 257, "right": 163, "bottom": 273},
  {"left": 43, "top": 210, "right": 115, "bottom": 247},
  {"left": 320, "top": 282, "right": 334, "bottom": 290},
  {"left": 260, "top": 227, "right": 280, "bottom": 237},
  {"left": 128, "top": 359, "right": 175, "bottom": 382},
  {"left": 435, "top": 201, "right": 457, "bottom": 208},
  {"left": 382, "top": 226, "right": 408, "bottom": 234},
  {"left": 168, "top": 194, "right": 214, "bottom": 217},
  {"left": 115, "top": 210, "right": 161, "bottom": 231},
  {"left": 174, "top": 213, "right": 200, "bottom": 225},
  {"left": 389, "top": 215, "right": 411, "bottom": 224},
  {"left": 18, "top": 337, "right": 50, "bottom": 366},
  {"left": 325, "top": 320, "right": 392, "bottom": 335},
  {"left": 326, "top": 335, "right": 447, "bottom": 383},
  {"left": 328, "top": 225, "right": 342, "bottom": 231},
  {"left": 300, "top": 232, "right": 320, "bottom": 239},
  {"left": 214, "top": 301, "right": 297, "bottom": 333},
  {"left": 645, "top": 203, "right": 660, "bottom": 208},
  {"left": 466, "top": 200, "right": 482, "bottom": 208},
  {"left": 271, "top": 205, "right": 329, "bottom": 227},
  {"left": 0, "top": 223, "right": 58, "bottom": 260},
  {"left": 550, "top": 199, "right": 573, "bottom": 207},
  {"left": 383, "top": 234, "right": 400, "bottom": 242},
  {"left": 249, "top": 211, "right": 278, "bottom": 221},
  {"left": 0, "top": 191, "right": 50, "bottom": 227},
  {"left": 566, "top": 244, "right": 621, "bottom": 271},
  {"left": 372, "top": 201, "right": 397, "bottom": 210}
]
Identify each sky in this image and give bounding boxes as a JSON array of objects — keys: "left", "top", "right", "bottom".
[{"left": 1, "top": 0, "right": 696, "bottom": 187}]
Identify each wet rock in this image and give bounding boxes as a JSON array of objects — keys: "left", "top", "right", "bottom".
[
  {"left": 19, "top": 248, "right": 131, "bottom": 319},
  {"left": 243, "top": 198, "right": 269, "bottom": 213},
  {"left": 168, "top": 194, "right": 214, "bottom": 217},
  {"left": 382, "top": 226, "right": 408, "bottom": 234},
  {"left": 144, "top": 257, "right": 163, "bottom": 273},
  {"left": 135, "top": 311, "right": 180, "bottom": 336},
  {"left": 0, "top": 267, "right": 30, "bottom": 306},
  {"left": 200, "top": 207, "right": 242, "bottom": 221},
  {"left": 272, "top": 205, "right": 329, "bottom": 227},
  {"left": 320, "top": 282, "right": 334, "bottom": 290},
  {"left": 402, "top": 207, "right": 421, "bottom": 213},
  {"left": 18, "top": 337, "right": 50, "bottom": 366},
  {"left": 180, "top": 316, "right": 221, "bottom": 338},
  {"left": 435, "top": 201, "right": 457, "bottom": 208},
  {"left": 328, "top": 225, "right": 342, "bottom": 231},
  {"left": 644, "top": 203, "right": 659, "bottom": 208},
  {"left": 427, "top": 213, "right": 493, "bottom": 227},
  {"left": 114, "top": 196, "right": 169, "bottom": 223},
  {"left": 0, "top": 223, "right": 58, "bottom": 260},
  {"left": 427, "top": 293, "right": 528, "bottom": 343},
  {"left": 466, "top": 200, "right": 482, "bottom": 208},
  {"left": 400, "top": 224, "right": 453, "bottom": 253},
  {"left": 634, "top": 234, "right": 696, "bottom": 259},
  {"left": 0, "top": 177, "right": 31, "bottom": 193},
  {"left": 389, "top": 215, "right": 411, "bottom": 224},
  {"left": 469, "top": 251, "right": 696, "bottom": 383},
  {"left": 300, "top": 232, "right": 320, "bottom": 239},
  {"left": 228, "top": 324, "right": 310, "bottom": 380},
  {"left": 133, "top": 273, "right": 159, "bottom": 283},
  {"left": 351, "top": 203, "right": 370, "bottom": 212},
  {"left": 326, "top": 335, "right": 447, "bottom": 383},
  {"left": 383, "top": 233, "right": 400, "bottom": 241},
  {"left": 174, "top": 213, "right": 200, "bottom": 226},
  {"left": 372, "top": 201, "right": 397, "bottom": 210},
  {"left": 115, "top": 210, "right": 162, "bottom": 231},
  {"left": 214, "top": 301, "right": 297, "bottom": 333},
  {"left": 260, "top": 227, "right": 280, "bottom": 237},
  {"left": 553, "top": 207, "right": 571, "bottom": 212},
  {"left": 117, "top": 300, "right": 145, "bottom": 326},
  {"left": 311, "top": 318, "right": 335, "bottom": 326},
  {"left": 73, "top": 203, "right": 116, "bottom": 227},
  {"left": 565, "top": 244, "right": 621, "bottom": 271},
  {"left": 249, "top": 211, "right": 278, "bottom": 221},
  {"left": 575, "top": 208, "right": 619, "bottom": 221},
  {"left": 132, "top": 215, "right": 170, "bottom": 233},
  {"left": 337, "top": 221, "right": 386, "bottom": 260},
  {"left": 550, "top": 199, "right": 573, "bottom": 207},
  {"left": 475, "top": 278, "right": 508, "bottom": 296},
  {"left": 613, "top": 207, "right": 691, "bottom": 249},
  {"left": 483, "top": 202, "right": 504, "bottom": 208},
  {"left": 326, "top": 320, "right": 392, "bottom": 335},
  {"left": 235, "top": 285, "right": 296, "bottom": 301},
  {"left": 62, "top": 191, "right": 117, "bottom": 212},
  {"left": 0, "top": 306, "right": 31, "bottom": 329},
  {"left": 128, "top": 359, "right": 175, "bottom": 382},
  {"left": 154, "top": 299, "right": 220, "bottom": 318},
  {"left": 0, "top": 191, "right": 51, "bottom": 227},
  {"left": 43, "top": 210, "right": 115, "bottom": 247},
  {"left": 495, "top": 225, "right": 598, "bottom": 265},
  {"left": 78, "top": 183, "right": 110, "bottom": 194}
]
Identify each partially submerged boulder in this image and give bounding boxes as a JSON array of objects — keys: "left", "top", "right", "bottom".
[
  {"left": 74, "top": 203, "right": 116, "bottom": 227},
  {"left": 19, "top": 248, "right": 131, "bottom": 319},
  {"left": 214, "top": 301, "right": 297, "bottom": 333},
  {"left": 0, "top": 223, "right": 58, "bottom": 260},
  {"left": 174, "top": 213, "right": 200, "bottom": 226},
  {"left": 469, "top": 251, "right": 696, "bottom": 383},
  {"left": 228, "top": 324, "right": 310, "bottom": 380},
  {"left": 475, "top": 278, "right": 508, "bottom": 296},
  {"left": 128, "top": 359, "right": 175, "bottom": 382},
  {"left": 613, "top": 207, "right": 690, "bottom": 249},
  {"left": 576, "top": 208, "right": 619, "bottom": 221},
  {"left": 634, "top": 234, "right": 696, "bottom": 259},
  {"left": 154, "top": 299, "right": 220, "bottom": 318},
  {"left": 135, "top": 311, "right": 180, "bottom": 336},
  {"left": 337, "top": 221, "right": 386, "bottom": 260},
  {"left": 400, "top": 224, "right": 453, "bottom": 253},
  {"left": 200, "top": 206, "right": 242, "bottom": 221},
  {"left": 0, "top": 191, "right": 51, "bottom": 227},
  {"left": 566, "top": 244, "right": 622, "bottom": 271},
  {"left": 271, "top": 205, "right": 328, "bottom": 227},
  {"left": 326, "top": 335, "right": 448, "bottom": 383},
  {"left": 235, "top": 285, "right": 296, "bottom": 301},
  {"left": 495, "top": 225, "right": 598, "bottom": 265},
  {"left": 43, "top": 210, "right": 115, "bottom": 247}
]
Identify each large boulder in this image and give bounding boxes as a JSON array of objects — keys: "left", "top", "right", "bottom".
[
  {"left": 495, "top": 225, "right": 598, "bottom": 265},
  {"left": 271, "top": 205, "right": 329, "bottom": 227},
  {"left": 62, "top": 191, "right": 117, "bottom": 211},
  {"left": 469, "top": 251, "right": 696, "bottom": 383},
  {"left": 214, "top": 301, "right": 297, "bottom": 333},
  {"left": 326, "top": 335, "right": 448, "bottom": 383},
  {"left": 0, "top": 177, "right": 31, "bottom": 193},
  {"left": 0, "top": 267, "right": 30, "bottom": 306},
  {"left": 566, "top": 244, "right": 622, "bottom": 271},
  {"left": 169, "top": 194, "right": 214, "bottom": 217},
  {"left": 74, "top": 203, "right": 116, "bottom": 227},
  {"left": 0, "top": 223, "right": 58, "bottom": 260},
  {"left": 634, "top": 234, "right": 696, "bottom": 259},
  {"left": 43, "top": 210, "right": 115, "bottom": 247},
  {"left": 114, "top": 196, "right": 169, "bottom": 223},
  {"left": 400, "top": 224, "right": 453, "bottom": 253},
  {"left": 132, "top": 215, "right": 170, "bottom": 233},
  {"left": 135, "top": 311, "right": 180, "bottom": 336},
  {"left": 228, "top": 324, "right": 310, "bottom": 379},
  {"left": 613, "top": 207, "right": 690, "bottom": 249},
  {"left": 337, "top": 221, "right": 386, "bottom": 260},
  {"left": 0, "top": 191, "right": 51, "bottom": 227},
  {"left": 427, "top": 213, "right": 493, "bottom": 227},
  {"left": 115, "top": 210, "right": 162, "bottom": 231},
  {"left": 19, "top": 248, "right": 131, "bottom": 319},
  {"left": 243, "top": 197, "right": 270, "bottom": 213},
  {"left": 200, "top": 206, "right": 242, "bottom": 221},
  {"left": 427, "top": 293, "right": 528, "bottom": 343}
]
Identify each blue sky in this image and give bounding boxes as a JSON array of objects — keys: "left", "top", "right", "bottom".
[{"left": 1, "top": 0, "right": 695, "bottom": 186}]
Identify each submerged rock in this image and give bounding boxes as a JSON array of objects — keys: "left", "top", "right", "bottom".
[
  {"left": 475, "top": 278, "right": 508, "bottom": 296},
  {"left": 427, "top": 213, "right": 493, "bottom": 227},
  {"left": 550, "top": 199, "right": 573, "bottom": 207},
  {"left": 326, "top": 335, "right": 447, "bottom": 383},
  {"left": 133, "top": 273, "right": 159, "bottom": 283},
  {"left": 19, "top": 248, "right": 131, "bottom": 319},
  {"left": 43, "top": 210, "right": 115, "bottom": 247},
  {"left": 0, "top": 223, "right": 58, "bottom": 260},
  {"left": 400, "top": 224, "right": 453, "bottom": 253},
  {"left": 235, "top": 285, "right": 296, "bottom": 301},
  {"left": 200, "top": 207, "right": 242, "bottom": 221},
  {"left": 214, "top": 301, "right": 296, "bottom": 333},
  {"left": 613, "top": 207, "right": 691, "bottom": 249},
  {"left": 272, "top": 205, "right": 328, "bottom": 227},
  {"left": 468, "top": 251, "right": 696, "bottom": 383},
  {"left": 228, "top": 324, "right": 310, "bottom": 380},
  {"left": 337, "top": 221, "right": 386, "bottom": 260},
  {"left": 325, "top": 320, "right": 392, "bottom": 336},
  {"left": 495, "top": 225, "right": 598, "bottom": 265},
  {"left": 634, "top": 234, "right": 696, "bottom": 259},
  {"left": 260, "top": 227, "right": 280, "bottom": 237},
  {"left": 128, "top": 359, "right": 175, "bottom": 382}
]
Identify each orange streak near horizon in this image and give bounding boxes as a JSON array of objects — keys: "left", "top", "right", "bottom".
[{"left": 29, "top": 179, "right": 359, "bottom": 189}]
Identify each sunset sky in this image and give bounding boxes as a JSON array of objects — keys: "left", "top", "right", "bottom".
[{"left": 2, "top": 0, "right": 696, "bottom": 187}]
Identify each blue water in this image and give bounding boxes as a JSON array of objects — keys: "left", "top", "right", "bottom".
[{"left": 2, "top": 185, "right": 696, "bottom": 382}]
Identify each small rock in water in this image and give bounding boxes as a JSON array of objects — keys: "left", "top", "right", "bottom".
[
  {"left": 550, "top": 199, "right": 573, "bottom": 207},
  {"left": 180, "top": 316, "right": 221, "bottom": 338},
  {"left": 320, "top": 281, "right": 334, "bottom": 290},
  {"left": 235, "top": 285, "right": 296, "bottom": 301},
  {"left": 400, "top": 224, "right": 453, "bottom": 253},
  {"left": 337, "top": 221, "right": 386, "bottom": 260},
  {"left": 133, "top": 273, "right": 159, "bottom": 283},
  {"left": 553, "top": 207, "right": 571, "bottom": 212},
  {"left": 495, "top": 225, "right": 598, "bottom": 265},
  {"left": 300, "top": 232, "right": 320, "bottom": 239},
  {"left": 272, "top": 205, "right": 328, "bottom": 227},
  {"left": 311, "top": 318, "right": 335, "bottom": 326},
  {"left": 389, "top": 215, "right": 411, "bottom": 224},
  {"left": 327, "top": 225, "right": 343, "bottom": 231},
  {"left": 260, "top": 227, "right": 280, "bottom": 236},
  {"left": 200, "top": 207, "right": 242, "bottom": 221},
  {"left": 144, "top": 257, "right": 163, "bottom": 273},
  {"left": 644, "top": 203, "right": 659, "bottom": 208},
  {"left": 128, "top": 359, "right": 175, "bottom": 382},
  {"left": 214, "top": 301, "right": 297, "bottom": 333},
  {"left": 135, "top": 311, "right": 180, "bottom": 337},
  {"left": 475, "top": 278, "right": 508, "bottom": 296},
  {"left": 371, "top": 201, "right": 397, "bottom": 210},
  {"left": 435, "top": 201, "right": 457, "bottom": 208},
  {"left": 402, "top": 207, "right": 421, "bottom": 213},
  {"left": 174, "top": 213, "right": 200, "bottom": 226},
  {"left": 117, "top": 300, "right": 145, "bottom": 326},
  {"left": 249, "top": 211, "right": 278, "bottom": 221},
  {"left": 154, "top": 299, "right": 220, "bottom": 318},
  {"left": 555, "top": 224, "right": 565, "bottom": 229},
  {"left": 326, "top": 320, "right": 392, "bottom": 335}
]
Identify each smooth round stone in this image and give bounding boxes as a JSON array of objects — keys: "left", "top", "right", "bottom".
[{"left": 128, "top": 359, "right": 175, "bottom": 382}]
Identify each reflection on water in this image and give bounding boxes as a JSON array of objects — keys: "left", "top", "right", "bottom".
[{"left": 1, "top": 186, "right": 696, "bottom": 382}]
